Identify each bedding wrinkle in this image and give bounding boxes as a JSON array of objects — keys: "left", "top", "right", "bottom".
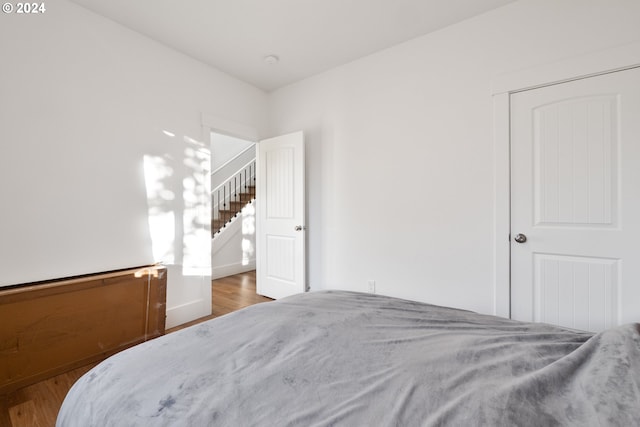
[
  {"left": 494, "top": 323, "right": 640, "bottom": 426},
  {"left": 57, "top": 291, "right": 640, "bottom": 427}
]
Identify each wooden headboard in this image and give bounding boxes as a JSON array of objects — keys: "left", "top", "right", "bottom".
[{"left": 0, "top": 265, "right": 167, "bottom": 394}]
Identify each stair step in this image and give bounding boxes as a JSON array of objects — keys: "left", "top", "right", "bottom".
[
  {"left": 212, "top": 218, "right": 228, "bottom": 237},
  {"left": 216, "top": 202, "right": 251, "bottom": 216},
  {"left": 214, "top": 187, "right": 254, "bottom": 196},
  {"left": 218, "top": 196, "right": 254, "bottom": 209},
  {"left": 228, "top": 200, "right": 247, "bottom": 209},
  {"left": 212, "top": 185, "right": 255, "bottom": 238},
  {"left": 222, "top": 189, "right": 254, "bottom": 202}
]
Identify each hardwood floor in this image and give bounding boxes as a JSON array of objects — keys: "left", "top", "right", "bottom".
[
  {"left": 0, "top": 271, "right": 269, "bottom": 427},
  {"left": 0, "top": 364, "right": 96, "bottom": 427},
  {"left": 166, "top": 270, "right": 271, "bottom": 333}
]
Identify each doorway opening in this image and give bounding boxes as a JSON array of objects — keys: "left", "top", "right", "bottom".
[{"left": 211, "top": 131, "right": 257, "bottom": 282}]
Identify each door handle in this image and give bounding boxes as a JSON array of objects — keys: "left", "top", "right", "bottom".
[
  {"left": 514, "top": 233, "right": 527, "bottom": 243},
  {"left": 294, "top": 225, "right": 305, "bottom": 231}
]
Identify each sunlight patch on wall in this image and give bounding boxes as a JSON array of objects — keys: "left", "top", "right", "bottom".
[
  {"left": 143, "top": 154, "right": 176, "bottom": 264},
  {"left": 242, "top": 202, "right": 255, "bottom": 266},
  {"left": 182, "top": 137, "right": 211, "bottom": 276},
  {"left": 143, "top": 132, "right": 211, "bottom": 277}
]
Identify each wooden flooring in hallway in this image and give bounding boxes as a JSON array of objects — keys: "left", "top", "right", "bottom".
[{"left": 166, "top": 270, "right": 271, "bottom": 333}]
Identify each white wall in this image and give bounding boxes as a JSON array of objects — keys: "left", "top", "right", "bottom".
[
  {"left": 267, "top": 0, "right": 640, "bottom": 315},
  {"left": 212, "top": 133, "right": 255, "bottom": 172},
  {"left": 3, "top": 0, "right": 639, "bottom": 323},
  {"left": 0, "top": 0, "right": 268, "bottom": 327}
]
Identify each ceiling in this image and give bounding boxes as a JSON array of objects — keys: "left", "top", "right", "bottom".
[{"left": 70, "top": 0, "right": 516, "bottom": 92}]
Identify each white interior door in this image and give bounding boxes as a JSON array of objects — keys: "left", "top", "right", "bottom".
[
  {"left": 256, "top": 131, "right": 306, "bottom": 299},
  {"left": 511, "top": 67, "right": 640, "bottom": 332}
]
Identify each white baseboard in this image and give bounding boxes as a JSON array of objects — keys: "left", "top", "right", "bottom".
[
  {"left": 212, "top": 260, "right": 256, "bottom": 280},
  {"left": 165, "top": 298, "right": 210, "bottom": 329}
]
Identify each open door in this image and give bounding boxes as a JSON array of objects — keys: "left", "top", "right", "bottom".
[{"left": 256, "top": 131, "right": 306, "bottom": 299}]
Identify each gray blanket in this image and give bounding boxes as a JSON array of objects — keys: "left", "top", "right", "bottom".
[{"left": 57, "top": 291, "right": 640, "bottom": 426}]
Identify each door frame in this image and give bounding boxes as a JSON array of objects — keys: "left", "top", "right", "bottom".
[{"left": 491, "top": 40, "right": 640, "bottom": 318}]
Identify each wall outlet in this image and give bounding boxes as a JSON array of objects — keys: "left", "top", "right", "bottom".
[{"left": 367, "top": 280, "right": 376, "bottom": 294}]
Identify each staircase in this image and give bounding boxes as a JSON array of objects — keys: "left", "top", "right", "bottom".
[{"left": 212, "top": 160, "right": 256, "bottom": 238}]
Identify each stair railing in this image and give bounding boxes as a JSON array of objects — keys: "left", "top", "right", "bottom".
[{"left": 212, "top": 159, "right": 256, "bottom": 237}]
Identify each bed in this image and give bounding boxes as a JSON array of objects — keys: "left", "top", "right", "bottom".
[{"left": 57, "top": 290, "right": 640, "bottom": 426}]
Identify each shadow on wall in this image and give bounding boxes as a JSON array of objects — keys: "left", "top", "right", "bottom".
[{"left": 143, "top": 129, "right": 210, "bottom": 277}]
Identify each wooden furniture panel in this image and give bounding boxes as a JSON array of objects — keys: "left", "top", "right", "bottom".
[{"left": 0, "top": 266, "right": 166, "bottom": 394}]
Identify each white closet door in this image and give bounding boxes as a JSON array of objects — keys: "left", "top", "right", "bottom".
[
  {"left": 256, "top": 131, "right": 306, "bottom": 299},
  {"left": 511, "top": 67, "right": 640, "bottom": 332}
]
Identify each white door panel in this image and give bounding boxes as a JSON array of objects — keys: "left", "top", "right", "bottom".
[
  {"left": 511, "top": 67, "right": 640, "bottom": 332},
  {"left": 256, "top": 131, "right": 305, "bottom": 299}
]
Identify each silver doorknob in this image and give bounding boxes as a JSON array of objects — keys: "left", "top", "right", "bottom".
[
  {"left": 514, "top": 233, "right": 527, "bottom": 243},
  {"left": 294, "top": 225, "right": 304, "bottom": 231}
]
